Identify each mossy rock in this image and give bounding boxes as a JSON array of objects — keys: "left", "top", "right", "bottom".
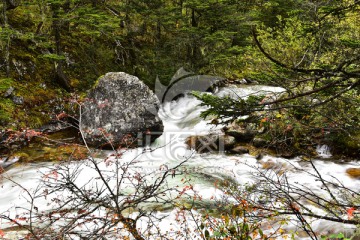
[
  {"left": 16, "top": 144, "right": 88, "bottom": 163},
  {"left": 11, "top": 152, "right": 30, "bottom": 162},
  {"left": 0, "top": 77, "right": 74, "bottom": 129},
  {"left": 0, "top": 78, "right": 15, "bottom": 92},
  {"left": 92, "top": 75, "right": 105, "bottom": 89},
  {"left": 329, "top": 131, "right": 360, "bottom": 158}
]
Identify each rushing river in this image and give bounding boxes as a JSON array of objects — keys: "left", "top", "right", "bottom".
[{"left": 1, "top": 85, "right": 359, "bottom": 239}]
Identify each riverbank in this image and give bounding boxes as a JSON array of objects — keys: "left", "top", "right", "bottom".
[{"left": 0, "top": 88, "right": 359, "bottom": 239}]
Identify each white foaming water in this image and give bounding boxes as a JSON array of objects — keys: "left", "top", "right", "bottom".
[
  {"left": 217, "top": 84, "right": 285, "bottom": 100},
  {"left": 0, "top": 85, "right": 359, "bottom": 239},
  {"left": 316, "top": 144, "right": 332, "bottom": 158}
]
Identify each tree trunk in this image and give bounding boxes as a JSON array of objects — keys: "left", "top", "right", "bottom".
[
  {"left": 5, "top": 35, "right": 10, "bottom": 77},
  {"left": 54, "top": 62, "right": 71, "bottom": 92},
  {"left": 5, "top": 0, "right": 18, "bottom": 10},
  {"left": 191, "top": 8, "right": 197, "bottom": 27},
  {"left": 2, "top": 0, "right": 10, "bottom": 77},
  {"left": 188, "top": 8, "right": 202, "bottom": 70},
  {"left": 51, "top": 3, "right": 72, "bottom": 91}
]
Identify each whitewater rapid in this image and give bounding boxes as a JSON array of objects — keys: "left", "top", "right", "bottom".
[{"left": 0, "top": 85, "right": 359, "bottom": 239}]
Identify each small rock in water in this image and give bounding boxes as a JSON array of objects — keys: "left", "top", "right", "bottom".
[
  {"left": 238, "top": 78, "right": 248, "bottom": 84},
  {"left": 300, "top": 156, "right": 311, "bottom": 161},
  {"left": 255, "top": 153, "right": 263, "bottom": 160},
  {"left": 229, "top": 146, "right": 249, "bottom": 154},
  {"left": 280, "top": 151, "right": 296, "bottom": 159},
  {"left": 219, "top": 135, "right": 236, "bottom": 150},
  {"left": 261, "top": 160, "right": 276, "bottom": 169},
  {"left": 185, "top": 134, "right": 220, "bottom": 153},
  {"left": 0, "top": 156, "right": 20, "bottom": 171},
  {"left": 346, "top": 168, "right": 360, "bottom": 178},
  {"left": 252, "top": 137, "right": 267, "bottom": 147},
  {"left": 225, "top": 123, "right": 256, "bottom": 142}
]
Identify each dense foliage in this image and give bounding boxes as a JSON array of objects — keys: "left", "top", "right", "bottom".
[
  {"left": 0, "top": 1, "right": 359, "bottom": 238},
  {"left": 0, "top": 0, "right": 359, "bottom": 156},
  {"left": 193, "top": 0, "right": 360, "bottom": 157}
]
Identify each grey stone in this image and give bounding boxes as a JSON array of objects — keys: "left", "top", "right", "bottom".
[
  {"left": 12, "top": 96, "right": 24, "bottom": 105},
  {"left": 252, "top": 137, "right": 268, "bottom": 147},
  {"left": 219, "top": 135, "right": 236, "bottom": 150},
  {"left": 229, "top": 146, "right": 249, "bottom": 154},
  {"left": 39, "top": 120, "right": 70, "bottom": 133},
  {"left": 185, "top": 134, "right": 220, "bottom": 153},
  {"left": 224, "top": 123, "right": 256, "bottom": 142},
  {"left": 80, "top": 72, "right": 164, "bottom": 148},
  {"left": 0, "top": 156, "right": 19, "bottom": 170},
  {"left": 255, "top": 153, "right": 263, "bottom": 160},
  {"left": 4, "top": 86, "right": 14, "bottom": 98}
]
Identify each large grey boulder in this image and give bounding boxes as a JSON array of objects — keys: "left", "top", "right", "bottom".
[{"left": 80, "top": 72, "right": 164, "bottom": 148}]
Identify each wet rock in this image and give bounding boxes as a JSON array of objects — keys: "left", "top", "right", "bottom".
[
  {"left": 261, "top": 159, "right": 276, "bottom": 169},
  {"left": 0, "top": 156, "right": 20, "bottom": 172},
  {"left": 185, "top": 134, "right": 221, "bottom": 153},
  {"left": 255, "top": 153, "right": 263, "bottom": 160},
  {"left": 220, "top": 135, "right": 236, "bottom": 150},
  {"left": 346, "top": 168, "right": 360, "bottom": 178},
  {"left": 252, "top": 137, "right": 267, "bottom": 147},
  {"left": 3, "top": 86, "right": 14, "bottom": 98},
  {"left": 39, "top": 120, "right": 72, "bottom": 134},
  {"left": 80, "top": 72, "right": 163, "bottom": 148},
  {"left": 237, "top": 78, "right": 248, "bottom": 84},
  {"left": 280, "top": 151, "right": 296, "bottom": 159},
  {"left": 260, "top": 159, "right": 288, "bottom": 174},
  {"left": 210, "top": 118, "right": 219, "bottom": 125},
  {"left": 185, "top": 136, "right": 197, "bottom": 149},
  {"left": 234, "top": 78, "right": 259, "bottom": 84},
  {"left": 229, "top": 146, "right": 249, "bottom": 154},
  {"left": 224, "top": 123, "right": 256, "bottom": 142},
  {"left": 12, "top": 95, "right": 24, "bottom": 105},
  {"left": 0, "top": 129, "right": 42, "bottom": 153}
]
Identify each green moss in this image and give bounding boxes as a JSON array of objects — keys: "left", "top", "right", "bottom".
[
  {"left": 0, "top": 78, "right": 15, "bottom": 92},
  {"left": 13, "top": 52, "right": 36, "bottom": 62},
  {"left": 12, "top": 152, "right": 30, "bottom": 162},
  {"left": 7, "top": 6, "right": 36, "bottom": 30},
  {"left": 0, "top": 77, "right": 71, "bottom": 129},
  {"left": 330, "top": 131, "right": 360, "bottom": 157},
  {"left": 92, "top": 75, "right": 105, "bottom": 89},
  {"left": 16, "top": 143, "right": 88, "bottom": 163},
  {"left": 0, "top": 98, "right": 16, "bottom": 127},
  {"left": 28, "top": 115, "right": 48, "bottom": 128}
]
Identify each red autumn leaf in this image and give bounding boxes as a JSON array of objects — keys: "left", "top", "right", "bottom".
[
  {"left": 77, "top": 209, "right": 87, "bottom": 214},
  {"left": 0, "top": 229, "right": 5, "bottom": 237},
  {"left": 347, "top": 207, "right": 356, "bottom": 220},
  {"left": 56, "top": 112, "right": 68, "bottom": 120},
  {"left": 51, "top": 170, "right": 58, "bottom": 180},
  {"left": 260, "top": 117, "right": 268, "bottom": 123},
  {"left": 290, "top": 202, "right": 301, "bottom": 212}
]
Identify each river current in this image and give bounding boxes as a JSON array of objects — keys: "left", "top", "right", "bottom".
[{"left": 0, "top": 85, "right": 359, "bottom": 239}]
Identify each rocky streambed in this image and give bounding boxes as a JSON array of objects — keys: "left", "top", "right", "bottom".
[{"left": 0, "top": 73, "right": 359, "bottom": 239}]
